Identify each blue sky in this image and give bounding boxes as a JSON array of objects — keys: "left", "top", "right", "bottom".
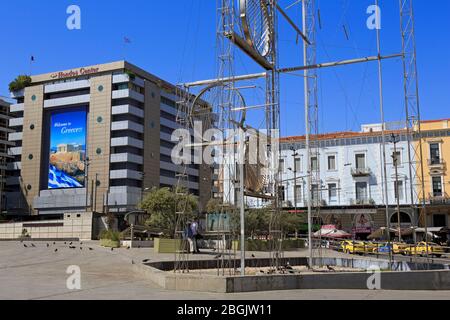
[{"left": 0, "top": 0, "right": 449, "bottom": 137}]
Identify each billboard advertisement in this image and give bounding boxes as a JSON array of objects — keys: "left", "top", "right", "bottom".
[{"left": 48, "top": 109, "right": 87, "bottom": 189}]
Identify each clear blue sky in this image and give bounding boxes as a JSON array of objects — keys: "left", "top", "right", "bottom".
[{"left": 1, "top": 0, "right": 449, "bottom": 137}]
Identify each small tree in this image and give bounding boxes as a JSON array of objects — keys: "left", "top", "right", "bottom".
[
  {"left": 139, "top": 187, "right": 198, "bottom": 238},
  {"left": 9, "top": 75, "right": 32, "bottom": 92}
]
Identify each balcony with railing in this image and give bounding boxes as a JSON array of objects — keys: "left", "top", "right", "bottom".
[
  {"left": 350, "top": 198, "right": 375, "bottom": 206},
  {"left": 428, "top": 192, "right": 450, "bottom": 205},
  {"left": 428, "top": 158, "right": 446, "bottom": 170},
  {"left": 351, "top": 167, "right": 372, "bottom": 177}
]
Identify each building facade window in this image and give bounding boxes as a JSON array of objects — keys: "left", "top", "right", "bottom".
[
  {"left": 311, "top": 184, "right": 319, "bottom": 201},
  {"left": 295, "top": 185, "right": 302, "bottom": 203},
  {"left": 328, "top": 155, "right": 336, "bottom": 171},
  {"left": 355, "top": 154, "right": 366, "bottom": 169},
  {"left": 328, "top": 183, "right": 337, "bottom": 203},
  {"left": 430, "top": 143, "right": 441, "bottom": 164},
  {"left": 279, "top": 159, "right": 285, "bottom": 173},
  {"left": 394, "top": 181, "right": 404, "bottom": 200},
  {"left": 432, "top": 176, "right": 443, "bottom": 197},
  {"left": 294, "top": 158, "right": 301, "bottom": 172},
  {"left": 278, "top": 186, "right": 286, "bottom": 202},
  {"left": 311, "top": 157, "right": 318, "bottom": 171},
  {"left": 355, "top": 182, "right": 368, "bottom": 201}
]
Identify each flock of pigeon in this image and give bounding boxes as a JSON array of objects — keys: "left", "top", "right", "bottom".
[{"left": 20, "top": 240, "right": 95, "bottom": 253}]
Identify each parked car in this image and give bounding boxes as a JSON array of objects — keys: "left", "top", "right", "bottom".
[
  {"left": 375, "top": 242, "right": 408, "bottom": 254},
  {"left": 340, "top": 240, "right": 366, "bottom": 255},
  {"left": 402, "top": 242, "right": 445, "bottom": 258},
  {"left": 363, "top": 242, "right": 379, "bottom": 254}
]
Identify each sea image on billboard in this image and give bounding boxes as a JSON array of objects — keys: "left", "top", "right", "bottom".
[{"left": 48, "top": 110, "right": 87, "bottom": 189}]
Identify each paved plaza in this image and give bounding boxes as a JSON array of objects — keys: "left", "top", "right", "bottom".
[{"left": 0, "top": 241, "right": 449, "bottom": 300}]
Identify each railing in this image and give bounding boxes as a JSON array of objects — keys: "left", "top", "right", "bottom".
[
  {"left": 351, "top": 167, "right": 371, "bottom": 176},
  {"left": 428, "top": 159, "right": 446, "bottom": 167},
  {"left": 349, "top": 198, "right": 375, "bottom": 206},
  {"left": 428, "top": 193, "right": 450, "bottom": 205}
]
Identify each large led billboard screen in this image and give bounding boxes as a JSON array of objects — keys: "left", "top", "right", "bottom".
[{"left": 48, "top": 109, "right": 87, "bottom": 189}]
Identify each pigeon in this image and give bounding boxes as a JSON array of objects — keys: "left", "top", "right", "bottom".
[
  {"left": 111, "top": 247, "right": 114, "bottom": 251},
  {"left": 64, "top": 242, "right": 67, "bottom": 245},
  {"left": 259, "top": 270, "right": 265, "bottom": 274},
  {"left": 31, "top": 244, "right": 36, "bottom": 248},
  {"left": 46, "top": 243, "right": 50, "bottom": 248},
  {"left": 80, "top": 247, "right": 83, "bottom": 250},
  {"left": 23, "top": 244, "right": 28, "bottom": 248},
  {"left": 69, "top": 246, "right": 76, "bottom": 249},
  {"left": 53, "top": 242, "right": 56, "bottom": 245},
  {"left": 326, "top": 265, "right": 335, "bottom": 272},
  {"left": 69, "top": 242, "right": 73, "bottom": 245},
  {"left": 89, "top": 248, "right": 94, "bottom": 251},
  {"left": 285, "top": 263, "right": 294, "bottom": 270},
  {"left": 54, "top": 249, "right": 58, "bottom": 253},
  {"left": 251, "top": 254, "right": 256, "bottom": 258},
  {"left": 142, "top": 259, "right": 150, "bottom": 263},
  {"left": 80, "top": 242, "right": 83, "bottom": 245}
]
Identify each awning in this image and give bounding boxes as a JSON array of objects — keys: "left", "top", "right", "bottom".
[{"left": 313, "top": 228, "right": 351, "bottom": 239}]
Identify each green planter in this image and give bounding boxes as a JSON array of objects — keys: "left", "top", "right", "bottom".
[
  {"left": 154, "top": 238, "right": 183, "bottom": 254},
  {"left": 100, "top": 239, "right": 120, "bottom": 248}
]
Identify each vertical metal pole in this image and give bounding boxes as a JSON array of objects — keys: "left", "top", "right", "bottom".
[
  {"left": 392, "top": 134, "right": 402, "bottom": 242},
  {"left": 85, "top": 158, "right": 90, "bottom": 212},
  {"left": 94, "top": 173, "right": 98, "bottom": 213},
  {"left": 302, "top": 0, "right": 313, "bottom": 269},
  {"left": 375, "top": 0, "right": 393, "bottom": 268},
  {"left": 90, "top": 179, "right": 94, "bottom": 212},
  {"left": 239, "top": 138, "right": 245, "bottom": 276}
]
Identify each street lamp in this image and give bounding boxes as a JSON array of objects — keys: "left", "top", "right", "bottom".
[
  {"left": 84, "top": 157, "right": 90, "bottom": 212},
  {"left": 391, "top": 133, "right": 402, "bottom": 242},
  {"left": 141, "top": 187, "right": 151, "bottom": 203},
  {"left": 288, "top": 146, "right": 299, "bottom": 213}
]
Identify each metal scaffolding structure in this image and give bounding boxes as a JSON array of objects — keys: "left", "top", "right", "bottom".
[
  {"left": 173, "top": 0, "right": 425, "bottom": 274},
  {"left": 302, "top": 0, "right": 322, "bottom": 268},
  {"left": 399, "top": 0, "right": 429, "bottom": 246}
]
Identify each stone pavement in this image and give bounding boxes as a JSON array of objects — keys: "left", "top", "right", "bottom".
[{"left": 0, "top": 241, "right": 449, "bottom": 300}]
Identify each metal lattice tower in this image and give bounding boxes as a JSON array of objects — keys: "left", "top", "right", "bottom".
[
  {"left": 399, "top": 0, "right": 427, "bottom": 231},
  {"left": 302, "top": 0, "right": 322, "bottom": 268},
  {"left": 173, "top": 84, "right": 193, "bottom": 273},
  {"left": 266, "top": 0, "right": 283, "bottom": 273},
  {"left": 215, "top": 0, "right": 239, "bottom": 276}
]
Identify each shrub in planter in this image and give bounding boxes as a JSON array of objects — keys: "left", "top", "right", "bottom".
[
  {"left": 100, "top": 230, "right": 121, "bottom": 248},
  {"left": 9, "top": 75, "right": 32, "bottom": 92}
]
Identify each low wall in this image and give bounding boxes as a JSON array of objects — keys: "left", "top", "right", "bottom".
[
  {"left": 121, "top": 240, "right": 154, "bottom": 248},
  {"left": 133, "top": 257, "right": 450, "bottom": 293},
  {"left": 0, "top": 212, "right": 93, "bottom": 240}
]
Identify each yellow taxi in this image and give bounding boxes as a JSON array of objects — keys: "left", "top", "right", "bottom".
[
  {"left": 340, "top": 240, "right": 366, "bottom": 255},
  {"left": 364, "top": 242, "right": 379, "bottom": 254},
  {"left": 402, "top": 242, "right": 445, "bottom": 258}
]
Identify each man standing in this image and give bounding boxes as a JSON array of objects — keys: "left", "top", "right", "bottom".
[{"left": 190, "top": 220, "right": 201, "bottom": 254}]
